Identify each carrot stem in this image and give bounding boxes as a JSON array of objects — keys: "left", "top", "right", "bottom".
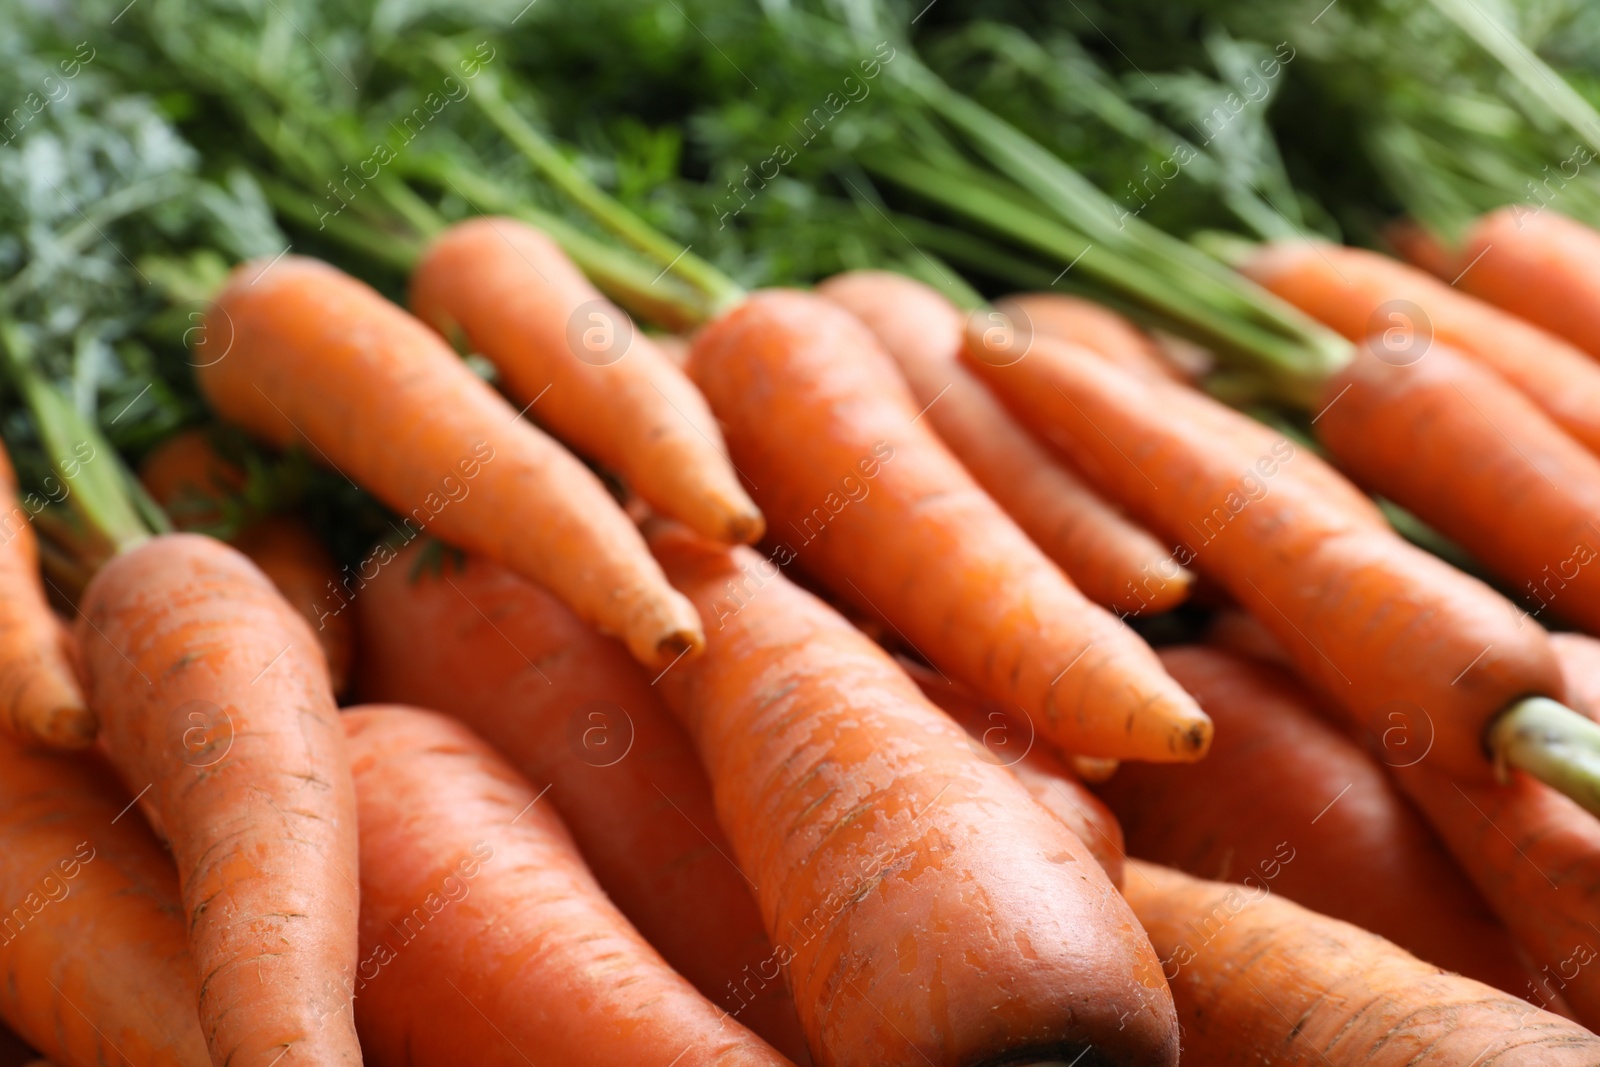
[{"left": 1490, "top": 697, "right": 1600, "bottom": 818}]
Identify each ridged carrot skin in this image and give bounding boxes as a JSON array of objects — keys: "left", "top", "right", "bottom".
[
  {"left": 0, "top": 738, "right": 208, "bottom": 1067},
  {"left": 816, "top": 270, "right": 1192, "bottom": 616},
  {"left": 410, "top": 218, "right": 763, "bottom": 544},
  {"left": 1123, "top": 860, "right": 1600, "bottom": 1066},
  {"left": 342, "top": 704, "right": 793, "bottom": 1067},
  {"left": 968, "top": 333, "right": 1564, "bottom": 781},
  {"left": 196, "top": 255, "right": 701, "bottom": 669},
  {"left": 688, "top": 289, "right": 1210, "bottom": 764},
  {"left": 77, "top": 533, "right": 359, "bottom": 1067},
  {"left": 996, "top": 292, "right": 1181, "bottom": 383},
  {"left": 1241, "top": 240, "right": 1600, "bottom": 456},
  {"left": 352, "top": 540, "right": 808, "bottom": 1060},
  {"left": 0, "top": 443, "right": 91, "bottom": 747},
  {"left": 1316, "top": 341, "right": 1600, "bottom": 634},
  {"left": 649, "top": 524, "right": 1180, "bottom": 1067},
  {"left": 1102, "top": 646, "right": 1534, "bottom": 995}
]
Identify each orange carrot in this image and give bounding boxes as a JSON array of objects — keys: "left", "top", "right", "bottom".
[
  {"left": 410, "top": 218, "right": 763, "bottom": 544},
  {"left": 1240, "top": 239, "right": 1600, "bottom": 457},
  {"left": 687, "top": 289, "right": 1210, "bottom": 763},
  {"left": 77, "top": 533, "right": 359, "bottom": 1067},
  {"left": 1554, "top": 631, "right": 1600, "bottom": 722},
  {"left": 817, "top": 270, "right": 1193, "bottom": 616},
  {"left": 0, "top": 735, "right": 208, "bottom": 1067},
  {"left": 0, "top": 441, "right": 91, "bottom": 747},
  {"left": 1102, "top": 645, "right": 1536, "bottom": 996},
  {"left": 196, "top": 255, "right": 701, "bottom": 669},
  {"left": 649, "top": 523, "right": 1179, "bottom": 1066},
  {"left": 967, "top": 331, "right": 1564, "bottom": 781},
  {"left": 1123, "top": 859, "right": 1600, "bottom": 1066},
  {"left": 995, "top": 292, "right": 1182, "bottom": 383},
  {"left": 352, "top": 539, "right": 808, "bottom": 1059},
  {"left": 341, "top": 703, "right": 792, "bottom": 1067}
]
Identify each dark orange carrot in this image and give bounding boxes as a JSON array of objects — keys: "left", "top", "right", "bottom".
[
  {"left": 967, "top": 331, "right": 1564, "bottom": 782},
  {"left": 996, "top": 292, "right": 1182, "bottom": 383},
  {"left": 0, "top": 441, "right": 91, "bottom": 747},
  {"left": 410, "top": 218, "right": 763, "bottom": 544},
  {"left": 649, "top": 523, "right": 1179, "bottom": 1066},
  {"left": 1554, "top": 631, "right": 1600, "bottom": 722},
  {"left": 342, "top": 704, "right": 792, "bottom": 1067},
  {"left": 1101, "top": 645, "right": 1535, "bottom": 996},
  {"left": 687, "top": 289, "right": 1210, "bottom": 763},
  {"left": 816, "top": 270, "right": 1193, "bottom": 616},
  {"left": 1123, "top": 859, "right": 1600, "bottom": 1066},
  {"left": 197, "top": 255, "right": 701, "bottom": 669},
  {"left": 0, "top": 735, "right": 208, "bottom": 1067},
  {"left": 77, "top": 533, "right": 359, "bottom": 1067},
  {"left": 1240, "top": 239, "right": 1600, "bottom": 456},
  {"left": 352, "top": 539, "right": 808, "bottom": 1059}
]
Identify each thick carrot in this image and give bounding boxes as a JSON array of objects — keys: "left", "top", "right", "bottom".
[
  {"left": 649, "top": 523, "right": 1179, "bottom": 1067},
  {"left": 967, "top": 332, "right": 1564, "bottom": 781},
  {"left": 351, "top": 539, "right": 808, "bottom": 1060},
  {"left": 1101, "top": 645, "right": 1535, "bottom": 995},
  {"left": 687, "top": 289, "right": 1210, "bottom": 763},
  {"left": 341, "top": 703, "right": 792, "bottom": 1067},
  {"left": 197, "top": 255, "right": 701, "bottom": 669},
  {"left": 140, "top": 429, "right": 354, "bottom": 693},
  {"left": 410, "top": 217, "right": 763, "bottom": 544},
  {"left": 1123, "top": 859, "right": 1600, "bottom": 1066},
  {"left": 1240, "top": 239, "right": 1600, "bottom": 456},
  {"left": 995, "top": 292, "right": 1181, "bottom": 383},
  {"left": 76, "top": 533, "right": 359, "bottom": 1067},
  {"left": 1315, "top": 340, "right": 1600, "bottom": 634},
  {"left": 0, "top": 442, "right": 91, "bottom": 747},
  {"left": 816, "top": 270, "right": 1193, "bottom": 616},
  {"left": 1553, "top": 631, "right": 1600, "bottom": 722},
  {"left": 0, "top": 736, "right": 208, "bottom": 1067}
]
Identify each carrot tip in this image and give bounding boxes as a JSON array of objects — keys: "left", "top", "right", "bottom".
[
  {"left": 724, "top": 509, "right": 766, "bottom": 546},
  {"left": 655, "top": 628, "right": 704, "bottom": 667},
  {"left": 22, "top": 703, "right": 99, "bottom": 750}
]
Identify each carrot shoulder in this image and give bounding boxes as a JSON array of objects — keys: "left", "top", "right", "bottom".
[
  {"left": 196, "top": 255, "right": 701, "bottom": 669},
  {"left": 77, "top": 533, "right": 359, "bottom": 1067},
  {"left": 996, "top": 291, "right": 1182, "bottom": 383},
  {"left": 342, "top": 704, "right": 792, "bottom": 1067},
  {"left": 410, "top": 217, "right": 762, "bottom": 544}
]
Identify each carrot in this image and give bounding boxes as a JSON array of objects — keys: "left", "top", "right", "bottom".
[
  {"left": 816, "top": 270, "right": 1193, "bottom": 616},
  {"left": 967, "top": 331, "right": 1564, "bottom": 782},
  {"left": 648, "top": 523, "right": 1180, "bottom": 1067},
  {"left": 1123, "top": 859, "right": 1600, "bottom": 1066},
  {"left": 76, "top": 532, "right": 359, "bottom": 1067},
  {"left": 1239, "top": 239, "right": 1600, "bottom": 457},
  {"left": 410, "top": 217, "right": 763, "bottom": 544},
  {"left": 0, "top": 734, "right": 208, "bottom": 1067},
  {"left": 994, "top": 291, "right": 1182, "bottom": 383},
  {"left": 140, "top": 429, "right": 354, "bottom": 693},
  {"left": 1553, "top": 631, "right": 1600, "bottom": 722},
  {"left": 1101, "top": 645, "right": 1535, "bottom": 996},
  {"left": 895, "top": 656, "right": 1126, "bottom": 884},
  {"left": 341, "top": 703, "right": 792, "bottom": 1067},
  {"left": 196, "top": 255, "right": 701, "bottom": 669},
  {"left": 0, "top": 441, "right": 91, "bottom": 747},
  {"left": 686, "top": 289, "right": 1210, "bottom": 763},
  {"left": 351, "top": 539, "right": 808, "bottom": 1060}
]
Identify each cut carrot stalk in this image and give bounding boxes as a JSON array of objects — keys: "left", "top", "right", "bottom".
[
  {"left": 816, "top": 270, "right": 1193, "bottom": 616},
  {"left": 648, "top": 522, "right": 1180, "bottom": 1066},
  {"left": 996, "top": 291, "right": 1183, "bottom": 383},
  {"left": 351, "top": 540, "right": 808, "bottom": 1060},
  {"left": 341, "top": 704, "right": 793, "bottom": 1067},
  {"left": 1123, "top": 859, "right": 1600, "bottom": 1066},
  {"left": 196, "top": 255, "right": 702, "bottom": 669},
  {"left": 410, "top": 218, "right": 763, "bottom": 544}
]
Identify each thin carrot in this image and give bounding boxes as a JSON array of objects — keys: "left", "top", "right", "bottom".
[
  {"left": 686, "top": 289, "right": 1210, "bottom": 763},
  {"left": 816, "top": 270, "right": 1193, "bottom": 616},
  {"left": 1101, "top": 645, "right": 1536, "bottom": 996},
  {"left": 0, "top": 735, "right": 208, "bottom": 1067},
  {"left": 967, "top": 331, "right": 1564, "bottom": 782},
  {"left": 1240, "top": 239, "right": 1600, "bottom": 456},
  {"left": 341, "top": 703, "right": 793, "bottom": 1067},
  {"left": 648, "top": 522, "right": 1180, "bottom": 1067},
  {"left": 1123, "top": 859, "right": 1600, "bottom": 1066},
  {"left": 410, "top": 217, "right": 763, "bottom": 544},
  {"left": 995, "top": 291, "right": 1182, "bottom": 383},
  {"left": 197, "top": 255, "right": 701, "bottom": 669},
  {"left": 77, "top": 532, "right": 359, "bottom": 1067},
  {"left": 351, "top": 539, "right": 808, "bottom": 1060}
]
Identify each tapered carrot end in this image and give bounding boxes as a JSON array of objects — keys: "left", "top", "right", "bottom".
[
  {"left": 15, "top": 698, "right": 99, "bottom": 750},
  {"left": 722, "top": 506, "right": 766, "bottom": 546},
  {"left": 1069, "top": 755, "right": 1119, "bottom": 783}
]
